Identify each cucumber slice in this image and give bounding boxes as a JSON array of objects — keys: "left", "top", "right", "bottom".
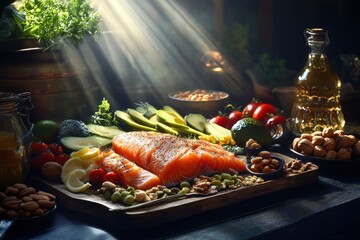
[
  {"left": 87, "top": 124, "right": 123, "bottom": 139},
  {"left": 185, "top": 113, "right": 207, "bottom": 132},
  {"left": 60, "top": 136, "right": 112, "bottom": 151}
]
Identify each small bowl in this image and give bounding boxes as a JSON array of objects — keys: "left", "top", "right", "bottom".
[
  {"left": 168, "top": 89, "right": 230, "bottom": 117},
  {"left": 246, "top": 156, "right": 286, "bottom": 180}
]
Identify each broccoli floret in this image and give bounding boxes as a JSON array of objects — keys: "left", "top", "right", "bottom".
[{"left": 58, "top": 119, "right": 89, "bottom": 139}]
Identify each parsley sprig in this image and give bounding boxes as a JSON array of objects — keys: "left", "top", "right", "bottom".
[{"left": 19, "top": 0, "right": 101, "bottom": 48}]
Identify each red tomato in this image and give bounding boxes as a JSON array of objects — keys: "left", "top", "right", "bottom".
[
  {"left": 89, "top": 168, "right": 106, "bottom": 186},
  {"left": 242, "top": 101, "right": 261, "bottom": 117},
  {"left": 266, "top": 115, "right": 287, "bottom": 129},
  {"left": 31, "top": 150, "right": 55, "bottom": 171},
  {"left": 252, "top": 103, "right": 277, "bottom": 123},
  {"left": 228, "top": 110, "right": 243, "bottom": 127},
  {"left": 55, "top": 154, "right": 70, "bottom": 166},
  {"left": 31, "top": 141, "right": 49, "bottom": 156},
  {"left": 48, "top": 143, "right": 64, "bottom": 156},
  {"left": 209, "top": 115, "right": 231, "bottom": 129},
  {"left": 102, "top": 171, "right": 119, "bottom": 185}
]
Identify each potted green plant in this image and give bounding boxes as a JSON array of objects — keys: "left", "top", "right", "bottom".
[
  {"left": 0, "top": 0, "right": 101, "bottom": 49},
  {"left": 0, "top": 0, "right": 102, "bottom": 122}
]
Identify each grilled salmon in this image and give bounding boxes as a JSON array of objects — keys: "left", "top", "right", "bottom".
[
  {"left": 102, "top": 151, "right": 161, "bottom": 190},
  {"left": 112, "top": 132, "right": 246, "bottom": 186}
]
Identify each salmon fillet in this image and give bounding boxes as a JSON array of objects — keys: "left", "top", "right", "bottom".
[
  {"left": 102, "top": 152, "right": 161, "bottom": 190},
  {"left": 112, "top": 132, "right": 246, "bottom": 186}
]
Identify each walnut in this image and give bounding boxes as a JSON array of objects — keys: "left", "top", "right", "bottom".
[
  {"left": 322, "top": 127, "right": 334, "bottom": 138},
  {"left": 326, "top": 150, "right": 337, "bottom": 159},
  {"left": 41, "top": 162, "right": 62, "bottom": 180},
  {"left": 298, "top": 139, "right": 314, "bottom": 155},
  {"left": 337, "top": 148, "right": 352, "bottom": 160},
  {"left": 353, "top": 141, "right": 360, "bottom": 156},
  {"left": 323, "top": 137, "right": 336, "bottom": 151},
  {"left": 335, "top": 135, "right": 350, "bottom": 150},
  {"left": 292, "top": 137, "right": 301, "bottom": 152},
  {"left": 300, "top": 133, "right": 313, "bottom": 141},
  {"left": 346, "top": 135, "right": 357, "bottom": 147},
  {"left": 333, "top": 129, "right": 344, "bottom": 138},
  {"left": 312, "top": 131, "right": 323, "bottom": 136},
  {"left": 311, "top": 136, "right": 325, "bottom": 146},
  {"left": 313, "top": 145, "right": 326, "bottom": 158}
]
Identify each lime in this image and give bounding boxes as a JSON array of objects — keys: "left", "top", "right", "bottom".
[
  {"left": 231, "top": 118, "right": 272, "bottom": 147},
  {"left": 33, "top": 120, "right": 60, "bottom": 143}
]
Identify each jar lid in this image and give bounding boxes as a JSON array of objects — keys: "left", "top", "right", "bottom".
[{"left": 304, "top": 28, "right": 329, "bottom": 45}]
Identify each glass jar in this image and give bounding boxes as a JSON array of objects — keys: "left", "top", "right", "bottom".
[
  {"left": 289, "top": 28, "right": 345, "bottom": 135},
  {"left": 0, "top": 92, "right": 33, "bottom": 189}
]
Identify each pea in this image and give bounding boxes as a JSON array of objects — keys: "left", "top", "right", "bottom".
[
  {"left": 180, "top": 181, "right": 191, "bottom": 189},
  {"left": 170, "top": 187, "right": 180, "bottom": 194},
  {"left": 213, "top": 174, "right": 222, "bottom": 181},
  {"left": 156, "top": 190, "right": 165, "bottom": 198},
  {"left": 123, "top": 195, "right": 135, "bottom": 206},
  {"left": 104, "top": 190, "right": 112, "bottom": 201},
  {"left": 163, "top": 188, "right": 173, "bottom": 195},
  {"left": 127, "top": 187, "right": 135, "bottom": 195},
  {"left": 223, "top": 179, "right": 235, "bottom": 186},
  {"left": 120, "top": 190, "right": 130, "bottom": 202},
  {"left": 220, "top": 173, "right": 232, "bottom": 180},
  {"left": 231, "top": 174, "right": 238, "bottom": 181},
  {"left": 111, "top": 191, "right": 122, "bottom": 203},
  {"left": 181, "top": 187, "right": 190, "bottom": 193}
]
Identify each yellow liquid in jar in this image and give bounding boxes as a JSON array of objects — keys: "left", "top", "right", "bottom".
[
  {"left": 290, "top": 54, "right": 345, "bottom": 135},
  {"left": 0, "top": 132, "right": 25, "bottom": 188}
]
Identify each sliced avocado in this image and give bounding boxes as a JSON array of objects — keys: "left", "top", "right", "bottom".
[
  {"left": 149, "top": 114, "right": 158, "bottom": 123},
  {"left": 60, "top": 136, "right": 112, "bottom": 151},
  {"left": 87, "top": 124, "right": 123, "bottom": 139},
  {"left": 127, "top": 108, "right": 157, "bottom": 128},
  {"left": 205, "top": 122, "right": 232, "bottom": 138},
  {"left": 163, "top": 105, "right": 185, "bottom": 122},
  {"left": 157, "top": 109, "right": 188, "bottom": 130},
  {"left": 175, "top": 126, "right": 206, "bottom": 136},
  {"left": 135, "top": 102, "right": 158, "bottom": 118},
  {"left": 156, "top": 122, "right": 179, "bottom": 135},
  {"left": 115, "top": 110, "right": 156, "bottom": 131},
  {"left": 185, "top": 113, "right": 207, "bottom": 132}
]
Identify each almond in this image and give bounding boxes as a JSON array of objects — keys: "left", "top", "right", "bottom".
[
  {"left": 19, "top": 187, "right": 36, "bottom": 198},
  {"left": 37, "top": 199, "right": 56, "bottom": 209},
  {"left": 21, "top": 201, "right": 39, "bottom": 211},
  {"left": 37, "top": 191, "right": 56, "bottom": 201},
  {"left": 2, "top": 199, "right": 22, "bottom": 210}
]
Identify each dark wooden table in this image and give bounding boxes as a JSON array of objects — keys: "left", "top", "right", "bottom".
[{"left": 2, "top": 151, "right": 360, "bottom": 240}]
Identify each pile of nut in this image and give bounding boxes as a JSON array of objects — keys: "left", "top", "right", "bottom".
[
  {"left": 292, "top": 127, "right": 360, "bottom": 160},
  {"left": 249, "top": 151, "right": 281, "bottom": 174},
  {"left": 0, "top": 183, "right": 56, "bottom": 219}
]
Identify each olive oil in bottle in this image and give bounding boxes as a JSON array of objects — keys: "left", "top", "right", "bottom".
[{"left": 290, "top": 28, "right": 345, "bottom": 135}]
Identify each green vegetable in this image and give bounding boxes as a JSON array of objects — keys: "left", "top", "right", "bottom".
[
  {"left": 60, "top": 135, "right": 112, "bottom": 151},
  {"left": 89, "top": 98, "right": 118, "bottom": 126},
  {"left": 58, "top": 119, "right": 89, "bottom": 139},
  {"left": 18, "top": 0, "right": 101, "bottom": 47}
]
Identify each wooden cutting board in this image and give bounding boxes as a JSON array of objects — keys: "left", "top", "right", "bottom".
[{"left": 32, "top": 152, "right": 319, "bottom": 230}]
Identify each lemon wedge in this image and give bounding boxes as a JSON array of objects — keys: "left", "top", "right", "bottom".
[
  {"left": 64, "top": 169, "right": 91, "bottom": 193},
  {"left": 61, "top": 157, "right": 83, "bottom": 182},
  {"left": 70, "top": 147, "right": 91, "bottom": 158}
]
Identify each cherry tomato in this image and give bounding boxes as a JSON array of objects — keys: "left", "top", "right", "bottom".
[
  {"left": 228, "top": 110, "right": 243, "bottom": 127},
  {"left": 266, "top": 115, "right": 287, "bottom": 129},
  {"left": 48, "top": 143, "right": 64, "bottom": 156},
  {"left": 252, "top": 103, "right": 277, "bottom": 123},
  {"left": 242, "top": 101, "right": 261, "bottom": 117},
  {"left": 209, "top": 115, "right": 231, "bottom": 129},
  {"left": 89, "top": 168, "right": 106, "bottom": 186},
  {"left": 31, "top": 150, "right": 55, "bottom": 171},
  {"left": 31, "top": 141, "right": 49, "bottom": 156},
  {"left": 55, "top": 154, "right": 70, "bottom": 166},
  {"left": 102, "top": 171, "right": 119, "bottom": 185}
]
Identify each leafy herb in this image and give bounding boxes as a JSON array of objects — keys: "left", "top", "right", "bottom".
[
  {"left": 89, "top": 98, "right": 118, "bottom": 126},
  {"left": 18, "top": 0, "right": 101, "bottom": 48}
]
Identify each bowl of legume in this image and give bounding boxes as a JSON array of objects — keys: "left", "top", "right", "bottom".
[{"left": 168, "top": 89, "right": 230, "bottom": 117}]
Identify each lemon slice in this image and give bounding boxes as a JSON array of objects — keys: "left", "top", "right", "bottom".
[
  {"left": 80, "top": 148, "right": 102, "bottom": 160},
  {"left": 61, "top": 157, "right": 83, "bottom": 182},
  {"left": 70, "top": 147, "right": 91, "bottom": 158},
  {"left": 64, "top": 169, "right": 91, "bottom": 193}
]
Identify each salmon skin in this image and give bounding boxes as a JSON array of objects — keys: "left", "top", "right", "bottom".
[
  {"left": 102, "top": 152, "right": 161, "bottom": 190},
  {"left": 112, "top": 132, "right": 246, "bottom": 186}
]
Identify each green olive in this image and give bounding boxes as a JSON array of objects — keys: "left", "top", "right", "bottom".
[
  {"left": 220, "top": 173, "right": 232, "bottom": 180},
  {"left": 213, "top": 174, "right": 222, "bottom": 181},
  {"left": 180, "top": 181, "right": 191, "bottom": 189},
  {"left": 104, "top": 190, "right": 112, "bottom": 201},
  {"left": 120, "top": 190, "right": 130, "bottom": 202}
]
